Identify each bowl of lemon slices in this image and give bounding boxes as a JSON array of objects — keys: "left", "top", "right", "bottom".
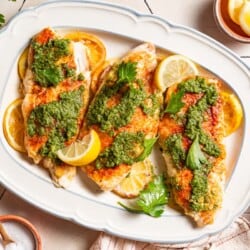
[{"left": 214, "top": 0, "right": 250, "bottom": 42}]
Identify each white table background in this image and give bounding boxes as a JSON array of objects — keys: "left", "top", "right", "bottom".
[{"left": 0, "top": 1, "right": 249, "bottom": 249}]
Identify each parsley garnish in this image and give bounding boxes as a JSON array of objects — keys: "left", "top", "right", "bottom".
[
  {"left": 0, "top": 1, "right": 17, "bottom": 28},
  {"left": 118, "top": 175, "right": 169, "bottom": 217},
  {"left": 164, "top": 89, "right": 185, "bottom": 114},
  {"left": 117, "top": 61, "right": 137, "bottom": 83},
  {"left": 0, "top": 14, "right": 5, "bottom": 27},
  {"left": 136, "top": 137, "right": 158, "bottom": 161},
  {"left": 186, "top": 136, "right": 207, "bottom": 170}
]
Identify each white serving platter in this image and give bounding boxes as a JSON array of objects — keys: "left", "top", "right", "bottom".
[{"left": 0, "top": 0, "right": 249, "bottom": 244}]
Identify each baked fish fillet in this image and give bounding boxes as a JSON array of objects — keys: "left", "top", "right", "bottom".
[
  {"left": 80, "top": 43, "right": 161, "bottom": 191},
  {"left": 158, "top": 76, "right": 226, "bottom": 226},
  {"left": 22, "top": 28, "right": 91, "bottom": 187}
]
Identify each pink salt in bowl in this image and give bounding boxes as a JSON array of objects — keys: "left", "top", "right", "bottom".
[{"left": 0, "top": 215, "right": 42, "bottom": 250}]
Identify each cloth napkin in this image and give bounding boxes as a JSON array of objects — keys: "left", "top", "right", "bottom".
[{"left": 90, "top": 210, "right": 250, "bottom": 250}]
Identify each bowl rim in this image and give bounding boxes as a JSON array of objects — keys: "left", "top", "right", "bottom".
[
  {"left": 213, "top": 0, "right": 250, "bottom": 43},
  {"left": 0, "top": 214, "right": 42, "bottom": 250}
]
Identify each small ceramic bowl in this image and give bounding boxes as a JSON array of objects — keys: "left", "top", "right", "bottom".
[
  {"left": 0, "top": 214, "right": 42, "bottom": 250},
  {"left": 213, "top": 0, "right": 250, "bottom": 43}
]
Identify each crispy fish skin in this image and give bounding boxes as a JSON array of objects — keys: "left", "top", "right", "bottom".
[
  {"left": 22, "top": 28, "right": 91, "bottom": 187},
  {"left": 158, "top": 77, "right": 226, "bottom": 226},
  {"left": 81, "top": 43, "right": 160, "bottom": 191}
]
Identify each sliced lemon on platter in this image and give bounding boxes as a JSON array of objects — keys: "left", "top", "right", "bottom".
[
  {"left": 113, "top": 159, "right": 154, "bottom": 198},
  {"left": 57, "top": 129, "right": 101, "bottom": 166},
  {"left": 228, "top": 0, "right": 245, "bottom": 25},
  {"left": 239, "top": 1, "right": 250, "bottom": 35},
  {"left": 154, "top": 54, "right": 199, "bottom": 92},
  {"left": 64, "top": 31, "right": 106, "bottom": 72},
  {"left": 3, "top": 98, "right": 26, "bottom": 152},
  {"left": 221, "top": 91, "right": 243, "bottom": 136},
  {"left": 18, "top": 47, "right": 29, "bottom": 80}
]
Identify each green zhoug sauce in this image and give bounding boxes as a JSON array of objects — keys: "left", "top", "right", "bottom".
[
  {"left": 27, "top": 87, "right": 84, "bottom": 159},
  {"left": 164, "top": 77, "right": 221, "bottom": 212},
  {"left": 86, "top": 62, "right": 158, "bottom": 133},
  {"left": 31, "top": 38, "right": 76, "bottom": 87},
  {"left": 95, "top": 131, "right": 145, "bottom": 169},
  {"left": 87, "top": 61, "right": 160, "bottom": 169},
  {"left": 165, "top": 133, "right": 186, "bottom": 168}
]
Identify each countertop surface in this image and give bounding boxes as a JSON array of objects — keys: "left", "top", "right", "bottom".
[{"left": 0, "top": 1, "right": 249, "bottom": 249}]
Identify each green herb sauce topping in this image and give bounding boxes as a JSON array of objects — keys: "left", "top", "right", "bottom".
[
  {"left": 95, "top": 132, "right": 157, "bottom": 169},
  {"left": 86, "top": 62, "right": 148, "bottom": 133},
  {"left": 31, "top": 38, "right": 76, "bottom": 87},
  {"left": 165, "top": 134, "right": 186, "bottom": 168},
  {"left": 27, "top": 87, "right": 84, "bottom": 159},
  {"left": 164, "top": 77, "right": 221, "bottom": 212}
]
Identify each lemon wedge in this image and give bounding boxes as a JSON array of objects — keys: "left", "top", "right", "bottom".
[
  {"left": 239, "top": 1, "right": 250, "bottom": 35},
  {"left": 154, "top": 55, "right": 198, "bottom": 92},
  {"left": 228, "top": 0, "right": 245, "bottom": 25},
  {"left": 221, "top": 91, "right": 243, "bottom": 136},
  {"left": 113, "top": 159, "right": 153, "bottom": 198},
  {"left": 57, "top": 129, "right": 101, "bottom": 166},
  {"left": 3, "top": 98, "right": 26, "bottom": 152}
]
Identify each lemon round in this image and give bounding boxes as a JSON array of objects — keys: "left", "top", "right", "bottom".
[
  {"left": 57, "top": 129, "right": 101, "bottom": 166},
  {"left": 64, "top": 31, "right": 106, "bottom": 72},
  {"left": 18, "top": 47, "right": 29, "bottom": 80},
  {"left": 228, "top": 0, "right": 245, "bottom": 25},
  {"left": 221, "top": 91, "right": 243, "bottom": 136},
  {"left": 113, "top": 159, "right": 153, "bottom": 198},
  {"left": 239, "top": 1, "right": 250, "bottom": 35},
  {"left": 154, "top": 55, "right": 198, "bottom": 92},
  {"left": 3, "top": 98, "right": 26, "bottom": 152}
]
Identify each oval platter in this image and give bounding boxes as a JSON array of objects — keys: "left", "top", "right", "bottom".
[{"left": 0, "top": 0, "right": 249, "bottom": 244}]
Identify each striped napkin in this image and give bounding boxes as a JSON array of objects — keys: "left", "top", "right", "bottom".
[{"left": 90, "top": 209, "right": 250, "bottom": 250}]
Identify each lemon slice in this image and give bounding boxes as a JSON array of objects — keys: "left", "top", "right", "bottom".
[
  {"left": 221, "top": 91, "right": 243, "bottom": 136},
  {"left": 57, "top": 129, "right": 101, "bottom": 166},
  {"left": 113, "top": 159, "right": 154, "bottom": 198},
  {"left": 18, "top": 47, "right": 29, "bottom": 80},
  {"left": 3, "top": 98, "right": 26, "bottom": 152},
  {"left": 228, "top": 0, "right": 245, "bottom": 25},
  {"left": 64, "top": 31, "right": 106, "bottom": 72},
  {"left": 239, "top": 1, "right": 250, "bottom": 35},
  {"left": 154, "top": 55, "right": 199, "bottom": 92}
]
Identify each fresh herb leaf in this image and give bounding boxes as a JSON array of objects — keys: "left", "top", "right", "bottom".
[
  {"left": 118, "top": 175, "right": 169, "bottom": 217},
  {"left": 117, "top": 61, "right": 137, "bottom": 83},
  {"left": 136, "top": 137, "right": 158, "bottom": 161},
  {"left": 186, "top": 136, "right": 207, "bottom": 170},
  {"left": 164, "top": 89, "right": 185, "bottom": 114},
  {"left": 0, "top": 14, "right": 5, "bottom": 27}
]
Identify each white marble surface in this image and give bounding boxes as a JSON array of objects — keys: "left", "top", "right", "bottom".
[{"left": 0, "top": 1, "right": 249, "bottom": 249}]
